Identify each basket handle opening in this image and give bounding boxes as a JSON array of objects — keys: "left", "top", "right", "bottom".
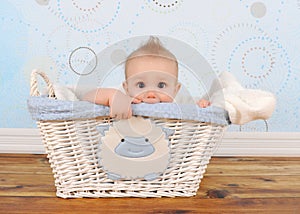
[{"left": 30, "top": 69, "right": 56, "bottom": 98}]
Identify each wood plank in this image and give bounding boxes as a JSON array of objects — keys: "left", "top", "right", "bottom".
[
  {"left": 0, "top": 154, "right": 46, "bottom": 159},
  {"left": 0, "top": 197, "right": 299, "bottom": 214},
  {"left": 0, "top": 165, "right": 52, "bottom": 175},
  {"left": 1, "top": 154, "right": 300, "bottom": 213},
  {"left": 205, "top": 157, "right": 300, "bottom": 176},
  {"left": 205, "top": 165, "right": 300, "bottom": 176},
  {"left": 0, "top": 154, "right": 48, "bottom": 167},
  {"left": 198, "top": 176, "right": 300, "bottom": 198},
  {"left": 0, "top": 174, "right": 56, "bottom": 197},
  {"left": 1, "top": 173, "right": 299, "bottom": 199},
  {"left": 0, "top": 155, "right": 52, "bottom": 175},
  {"left": 2, "top": 155, "right": 300, "bottom": 176}
]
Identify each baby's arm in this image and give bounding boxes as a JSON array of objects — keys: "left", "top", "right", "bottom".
[
  {"left": 83, "top": 88, "right": 140, "bottom": 119},
  {"left": 83, "top": 88, "right": 115, "bottom": 106}
]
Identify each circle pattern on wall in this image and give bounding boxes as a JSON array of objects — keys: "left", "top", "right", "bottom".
[
  {"left": 241, "top": 47, "right": 273, "bottom": 79},
  {"left": 48, "top": 0, "right": 120, "bottom": 32},
  {"left": 69, "top": 47, "right": 98, "bottom": 76},
  {"left": 210, "top": 23, "right": 269, "bottom": 74},
  {"left": 227, "top": 36, "right": 291, "bottom": 93},
  {"left": 144, "top": 0, "right": 183, "bottom": 13},
  {"left": 168, "top": 22, "right": 209, "bottom": 57},
  {"left": 211, "top": 23, "right": 292, "bottom": 94}
]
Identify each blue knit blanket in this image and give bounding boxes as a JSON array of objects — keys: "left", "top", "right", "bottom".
[{"left": 27, "top": 96, "right": 230, "bottom": 125}]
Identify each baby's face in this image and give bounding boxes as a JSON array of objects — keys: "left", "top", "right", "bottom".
[{"left": 123, "top": 56, "right": 181, "bottom": 104}]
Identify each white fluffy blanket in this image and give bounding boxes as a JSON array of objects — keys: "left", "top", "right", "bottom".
[
  {"left": 207, "top": 71, "right": 276, "bottom": 125},
  {"left": 51, "top": 84, "right": 79, "bottom": 101}
]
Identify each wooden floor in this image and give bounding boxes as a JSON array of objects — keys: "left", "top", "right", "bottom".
[{"left": 0, "top": 154, "right": 299, "bottom": 214}]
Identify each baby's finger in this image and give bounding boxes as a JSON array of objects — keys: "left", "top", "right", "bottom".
[
  {"left": 110, "top": 109, "right": 120, "bottom": 119},
  {"left": 132, "top": 98, "right": 142, "bottom": 104},
  {"left": 197, "top": 100, "right": 204, "bottom": 108}
]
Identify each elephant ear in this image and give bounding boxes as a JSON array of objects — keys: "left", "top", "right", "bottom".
[
  {"left": 162, "top": 127, "right": 175, "bottom": 139},
  {"left": 96, "top": 125, "right": 110, "bottom": 135}
]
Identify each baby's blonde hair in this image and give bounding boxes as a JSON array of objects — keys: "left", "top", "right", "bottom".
[{"left": 125, "top": 36, "right": 178, "bottom": 77}]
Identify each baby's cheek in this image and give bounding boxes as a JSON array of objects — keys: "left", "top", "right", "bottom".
[
  {"left": 130, "top": 91, "right": 145, "bottom": 99},
  {"left": 159, "top": 94, "right": 174, "bottom": 102},
  {"left": 127, "top": 88, "right": 140, "bottom": 97}
]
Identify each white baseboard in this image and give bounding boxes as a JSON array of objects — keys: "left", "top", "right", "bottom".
[
  {"left": 218, "top": 132, "right": 300, "bottom": 156},
  {"left": 0, "top": 128, "right": 44, "bottom": 154},
  {"left": 0, "top": 128, "right": 299, "bottom": 156}
]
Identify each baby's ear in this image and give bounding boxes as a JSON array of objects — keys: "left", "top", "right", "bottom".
[
  {"left": 123, "top": 81, "right": 129, "bottom": 93},
  {"left": 175, "top": 82, "right": 181, "bottom": 94}
]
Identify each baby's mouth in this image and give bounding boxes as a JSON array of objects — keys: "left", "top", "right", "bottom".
[{"left": 141, "top": 97, "right": 160, "bottom": 104}]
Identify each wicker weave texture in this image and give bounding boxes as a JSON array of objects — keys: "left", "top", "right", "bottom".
[{"left": 37, "top": 117, "right": 225, "bottom": 198}]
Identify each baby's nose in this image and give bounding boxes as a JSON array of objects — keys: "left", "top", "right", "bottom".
[{"left": 145, "top": 91, "right": 157, "bottom": 98}]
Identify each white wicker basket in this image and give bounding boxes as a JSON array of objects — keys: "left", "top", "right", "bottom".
[{"left": 29, "top": 70, "right": 228, "bottom": 198}]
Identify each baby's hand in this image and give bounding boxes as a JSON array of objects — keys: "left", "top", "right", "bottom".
[
  {"left": 197, "top": 99, "right": 211, "bottom": 108},
  {"left": 132, "top": 97, "right": 142, "bottom": 104},
  {"left": 109, "top": 91, "right": 135, "bottom": 119}
]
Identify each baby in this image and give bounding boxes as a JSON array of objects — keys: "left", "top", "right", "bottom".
[{"left": 83, "top": 36, "right": 210, "bottom": 119}]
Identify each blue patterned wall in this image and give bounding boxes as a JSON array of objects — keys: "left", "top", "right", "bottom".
[{"left": 0, "top": 0, "right": 299, "bottom": 131}]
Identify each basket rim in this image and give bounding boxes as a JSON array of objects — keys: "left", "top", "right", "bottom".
[{"left": 28, "top": 96, "right": 230, "bottom": 125}]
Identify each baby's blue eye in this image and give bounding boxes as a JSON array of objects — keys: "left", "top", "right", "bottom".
[
  {"left": 158, "top": 82, "right": 166, "bottom": 88},
  {"left": 137, "top": 82, "right": 145, "bottom": 88}
]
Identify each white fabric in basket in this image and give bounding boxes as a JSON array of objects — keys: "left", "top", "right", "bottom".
[{"left": 203, "top": 72, "right": 276, "bottom": 125}]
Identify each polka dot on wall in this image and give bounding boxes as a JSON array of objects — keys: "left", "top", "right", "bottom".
[
  {"left": 241, "top": 46, "right": 274, "bottom": 79},
  {"left": 226, "top": 35, "right": 292, "bottom": 93},
  {"left": 144, "top": 0, "right": 183, "bottom": 14},
  {"left": 210, "top": 22, "right": 269, "bottom": 74},
  {"left": 71, "top": 0, "right": 102, "bottom": 12},
  {"left": 47, "top": 0, "right": 121, "bottom": 33},
  {"left": 250, "top": 2, "right": 267, "bottom": 18},
  {"left": 168, "top": 21, "right": 209, "bottom": 57},
  {"left": 22, "top": 56, "right": 59, "bottom": 84},
  {"left": 152, "top": 0, "right": 179, "bottom": 8},
  {"left": 35, "top": 0, "right": 49, "bottom": 6}
]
